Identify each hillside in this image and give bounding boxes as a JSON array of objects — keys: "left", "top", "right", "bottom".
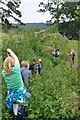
[{"left": 1, "top": 28, "right": 79, "bottom": 119}]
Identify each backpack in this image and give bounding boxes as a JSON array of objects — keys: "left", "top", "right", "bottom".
[
  {"left": 72, "top": 52, "right": 75, "bottom": 57},
  {"left": 54, "top": 52, "right": 58, "bottom": 57}
]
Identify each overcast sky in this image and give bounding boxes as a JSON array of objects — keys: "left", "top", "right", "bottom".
[{"left": 18, "top": 0, "right": 51, "bottom": 23}]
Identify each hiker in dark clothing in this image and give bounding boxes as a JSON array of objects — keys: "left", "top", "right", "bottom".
[
  {"left": 52, "top": 49, "right": 60, "bottom": 60},
  {"left": 29, "top": 58, "right": 36, "bottom": 74},
  {"left": 52, "top": 49, "right": 60, "bottom": 65},
  {"left": 52, "top": 49, "right": 60, "bottom": 61}
]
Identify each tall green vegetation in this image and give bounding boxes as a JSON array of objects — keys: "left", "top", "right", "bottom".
[{"left": 2, "top": 28, "right": 79, "bottom": 119}]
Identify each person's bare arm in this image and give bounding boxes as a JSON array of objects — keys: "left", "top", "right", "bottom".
[{"left": 7, "top": 48, "right": 20, "bottom": 66}]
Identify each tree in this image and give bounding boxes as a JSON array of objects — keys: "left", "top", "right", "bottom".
[
  {"left": 38, "top": 0, "right": 80, "bottom": 24},
  {"left": 38, "top": 0, "right": 80, "bottom": 39},
  {"left": 0, "top": 0, "right": 23, "bottom": 26}
]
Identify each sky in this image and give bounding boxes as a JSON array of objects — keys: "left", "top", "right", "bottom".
[{"left": 18, "top": 0, "right": 51, "bottom": 23}]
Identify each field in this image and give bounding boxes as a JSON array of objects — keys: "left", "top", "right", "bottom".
[{"left": 1, "top": 28, "right": 79, "bottom": 120}]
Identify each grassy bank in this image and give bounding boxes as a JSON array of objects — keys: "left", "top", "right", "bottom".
[{"left": 1, "top": 28, "right": 79, "bottom": 119}]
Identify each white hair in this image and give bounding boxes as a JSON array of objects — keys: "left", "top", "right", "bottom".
[{"left": 21, "top": 61, "right": 29, "bottom": 68}]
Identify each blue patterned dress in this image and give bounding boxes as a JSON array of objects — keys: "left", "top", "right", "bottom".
[{"left": 6, "top": 86, "right": 31, "bottom": 110}]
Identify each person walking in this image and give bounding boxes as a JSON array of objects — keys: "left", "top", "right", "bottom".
[
  {"left": 69, "top": 50, "right": 75, "bottom": 64},
  {"left": 29, "top": 57, "right": 36, "bottom": 74},
  {"left": 52, "top": 49, "right": 60, "bottom": 65},
  {"left": 36, "top": 59, "right": 42, "bottom": 75},
  {"left": 21, "top": 60, "right": 32, "bottom": 82},
  {"left": 2, "top": 49, "right": 30, "bottom": 120}
]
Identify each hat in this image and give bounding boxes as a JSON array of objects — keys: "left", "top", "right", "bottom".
[{"left": 36, "top": 59, "right": 42, "bottom": 64}]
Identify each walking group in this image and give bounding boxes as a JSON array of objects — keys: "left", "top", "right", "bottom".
[
  {"left": 2, "top": 48, "right": 75, "bottom": 120},
  {"left": 2, "top": 49, "right": 42, "bottom": 120},
  {"left": 52, "top": 49, "right": 75, "bottom": 65}
]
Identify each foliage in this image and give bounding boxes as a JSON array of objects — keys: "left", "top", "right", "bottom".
[
  {"left": 58, "top": 21, "right": 79, "bottom": 40},
  {"left": 1, "top": 28, "right": 79, "bottom": 119},
  {"left": 0, "top": 0, "right": 23, "bottom": 27},
  {"left": 38, "top": 0, "right": 79, "bottom": 23},
  {"left": 38, "top": 1, "right": 80, "bottom": 40}
]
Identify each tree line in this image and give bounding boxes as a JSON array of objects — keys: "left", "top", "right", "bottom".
[{"left": 1, "top": 0, "right": 80, "bottom": 39}]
